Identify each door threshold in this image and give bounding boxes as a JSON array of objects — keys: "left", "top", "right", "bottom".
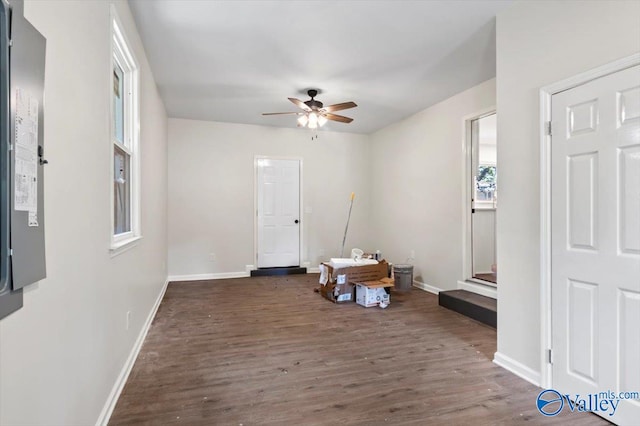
[
  {"left": 468, "top": 277, "right": 497, "bottom": 287},
  {"left": 457, "top": 280, "right": 497, "bottom": 299},
  {"left": 472, "top": 272, "right": 497, "bottom": 285},
  {"left": 250, "top": 266, "right": 307, "bottom": 277},
  {"left": 439, "top": 290, "right": 496, "bottom": 328}
]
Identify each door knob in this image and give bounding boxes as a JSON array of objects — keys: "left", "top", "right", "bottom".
[{"left": 294, "top": 219, "right": 299, "bottom": 224}]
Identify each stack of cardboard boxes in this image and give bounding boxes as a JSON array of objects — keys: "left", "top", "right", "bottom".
[{"left": 319, "top": 260, "right": 395, "bottom": 307}]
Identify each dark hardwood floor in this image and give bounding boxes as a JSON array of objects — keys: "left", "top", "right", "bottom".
[
  {"left": 109, "top": 274, "right": 606, "bottom": 425},
  {"left": 473, "top": 273, "right": 497, "bottom": 284}
]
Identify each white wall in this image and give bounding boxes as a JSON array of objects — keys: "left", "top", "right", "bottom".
[
  {"left": 496, "top": 0, "right": 640, "bottom": 375},
  {"left": 369, "top": 78, "right": 496, "bottom": 291},
  {"left": 168, "top": 119, "right": 371, "bottom": 277},
  {"left": 0, "top": 1, "right": 168, "bottom": 425}
]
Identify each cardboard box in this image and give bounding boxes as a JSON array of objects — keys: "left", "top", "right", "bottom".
[
  {"left": 324, "top": 260, "right": 388, "bottom": 283},
  {"left": 355, "top": 279, "right": 395, "bottom": 307},
  {"left": 319, "top": 273, "right": 355, "bottom": 303},
  {"left": 319, "top": 260, "right": 388, "bottom": 304}
]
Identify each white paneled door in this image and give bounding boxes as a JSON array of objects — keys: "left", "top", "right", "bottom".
[
  {"left": 551, "top": 65, "right": 640, "bottom": 425},
  {"left": 256, "top": 158, "right": 300, "bottom": 268}
]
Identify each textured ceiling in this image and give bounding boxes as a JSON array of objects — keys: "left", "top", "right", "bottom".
[{"left": 129, "top": 0, "right": 510, "bottom": 134}]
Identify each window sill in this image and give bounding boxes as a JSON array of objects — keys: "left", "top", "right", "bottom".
[
  {"left": 110, "top": 235, "right": 142, "bottom": 257},
  {"left": 475, "top": 201, "right": 497, "bottom": 211}
]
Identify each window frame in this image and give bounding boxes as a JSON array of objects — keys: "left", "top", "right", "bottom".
[{"left": 110, "top": 7, "right": 141, "bottom": 254}]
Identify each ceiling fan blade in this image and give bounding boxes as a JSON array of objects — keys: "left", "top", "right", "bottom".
[
  {"left": 288, "top": 97, "right": 312, "bottom": 112},
  {"left": 322, "top": 101, "right": 357, "bottom": 113},
  {"left": 262, "top": 112, "right": 300, "bottom": 116},
  {"left": 324, "top": 113, "right": 353, "bottom": 123}
]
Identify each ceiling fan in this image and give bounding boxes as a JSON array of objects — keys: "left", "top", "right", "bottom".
[{"left": 262, "top": 89, "right": 357, "bottom": 129}]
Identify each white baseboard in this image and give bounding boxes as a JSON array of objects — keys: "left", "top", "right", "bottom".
[
  {"left": 170, "top": 267, "right": 321, "bottom": 282},
  {"left": 457, "top": 280, "right": 497, "bottom": 299},
  {"left": 96, "top": 277, "right": 170, "bottom": 426},
  {"left": 168, "top": 272, "right": 250, "bottom": 282},
  {"left": 493, "top": 351, "right": 541, "bottom": 387},
  {"left": 412, "top": 280, "right": 442, "bottom": 295}
]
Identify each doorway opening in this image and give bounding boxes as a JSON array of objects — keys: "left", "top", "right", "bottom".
[
  {"left": 438, "top": 110, "right": 497, "bottom": 321},
  {"left": 471, "top": 114, "right": 497, "bottom": 285},
  {"left": 254, "top": 157, "right": 303, "bottom": 270}
]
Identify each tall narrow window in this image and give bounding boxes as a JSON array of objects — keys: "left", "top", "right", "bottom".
[{"left": 111, "top": 9, "right": 139, "bottom": 251}]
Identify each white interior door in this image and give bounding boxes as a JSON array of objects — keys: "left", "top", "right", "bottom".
[
  {"left": 256, "top": 158, "right": 300, "bottom": 268},
  {"left": 551, "top": 65, "right": 640, "bottom": 424}
]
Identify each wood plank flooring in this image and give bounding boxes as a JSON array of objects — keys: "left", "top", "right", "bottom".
[
  {"left": 473, "top": 273, "right": 497, "bottom": 284},
  {"left": 109, "top": 275, "right": 606, "bottom": 425}
]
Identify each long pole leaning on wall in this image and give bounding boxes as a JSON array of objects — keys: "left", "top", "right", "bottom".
[{"left": 340, "top": 192, "right": 355, "bottom": 258}]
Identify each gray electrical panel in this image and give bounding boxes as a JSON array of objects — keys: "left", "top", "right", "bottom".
[
  {"left": 0, "top": 0, "right": 47, "bottom": 320},
  {"left": 9, "top": 0, "right": 46, "bottom": 289},
  {"left": 0, "top": 0, "right": 21, "bottom": 319}
]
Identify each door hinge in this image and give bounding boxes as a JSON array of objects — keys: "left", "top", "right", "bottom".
[
  {"left": 547, "top": 349, "right": 553, "bottom": 364},
  {"left": 545, "top": 121, "right": 552, "bottom": 136},
  {"left": 9, "top": 248, "right": 13, "bottom": 256}
]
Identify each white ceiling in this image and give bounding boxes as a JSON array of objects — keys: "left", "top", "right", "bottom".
[{"left": 129, "top": 0, "right": 510, "bottom": 134}]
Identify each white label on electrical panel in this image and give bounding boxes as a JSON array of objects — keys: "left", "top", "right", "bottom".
[
  {"left": 14, "top": 88, "right": 39, "bottom": 213},
  {"left": 28, "top": 211, "right": 38, "bottom": 227}
]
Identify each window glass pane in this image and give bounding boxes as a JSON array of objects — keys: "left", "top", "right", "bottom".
[
  {"left": 474, "top": 114, "right": 497, "bottom": 206},
  {"left": 476, "top": 165, "right": 497, "bottom": 202},
  {"left": 113, "top": 63, "right": 124, "bottom": 145},
  {"left": 114, "top": 145, "right": 131, "bottom": 234}
]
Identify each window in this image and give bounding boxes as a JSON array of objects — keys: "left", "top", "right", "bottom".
[
  {"left": 473, "top": 114, "right": 497, "bottom": 209},
  {"left": 475, "top": 164, "right": 497, "bottom": 203},
  {"left": 111, "top": 9, "right": 140, "bottom": 252}
]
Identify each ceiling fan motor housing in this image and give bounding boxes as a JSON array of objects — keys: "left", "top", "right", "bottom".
[
  {"left": 304, "top": 99, "right": 323, "bottom": 110},
  {"left": 304, "top": 89, "right": 323, "bottom": 110}
]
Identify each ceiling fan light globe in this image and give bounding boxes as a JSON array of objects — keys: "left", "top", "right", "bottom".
[
  {"left": 308, "top": 112, "right": 318, "bottom": 127},
  {"left": 318, "top": 115, "right": 328, "bottom": 127},
  {"left": 297, "top": 115, "right": 308, "bottom": 126}
]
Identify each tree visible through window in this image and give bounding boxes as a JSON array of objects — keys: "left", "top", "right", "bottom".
[{"left": 476, "top": 165, "right": 496, "bottom": 202}]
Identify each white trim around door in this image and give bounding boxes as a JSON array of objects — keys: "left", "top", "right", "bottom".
[
  {"left": 253, "top": 156, "right": 304, "bottom": 268},
  {"left": 539, "top": 52, "right": 640, "bottom": 389},
  {"left": 461, "top": 107, "right": 496, "bottom": 292}
]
